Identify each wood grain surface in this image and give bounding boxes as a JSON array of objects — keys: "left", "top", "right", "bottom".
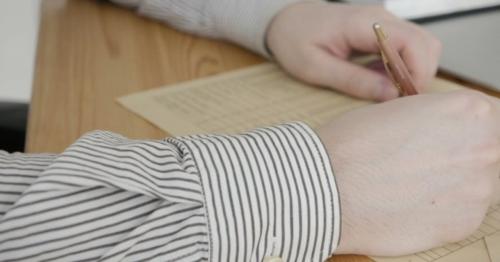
[
  {"left": 27, "top": 0, "right": 499, "bottom": 261},
  {"left": 27, "top": 0, "right": 263, "bottom": 152}
]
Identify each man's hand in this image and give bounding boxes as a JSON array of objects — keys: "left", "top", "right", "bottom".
[
  {"left": 318, "top": 90, "right": 500, "bottom": 256},
  {"left": 267, "top": 2, "right": 442, "bottom": 101}
]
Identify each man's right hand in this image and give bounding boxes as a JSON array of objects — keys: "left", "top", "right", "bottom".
[{"left": 317, "top": 90, "right": 500, "bottom": 256}]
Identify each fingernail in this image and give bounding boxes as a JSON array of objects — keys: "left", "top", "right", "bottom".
[{"left": 377, "top": 79, "right": 399, "bottom": 101}]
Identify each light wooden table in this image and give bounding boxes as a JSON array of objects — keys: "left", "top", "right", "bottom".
[{"left": 27, "top": 1, "right": 498, "bottom": 261}]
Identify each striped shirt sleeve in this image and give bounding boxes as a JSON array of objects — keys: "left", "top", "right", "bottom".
[
  {"left": 0, "top": 122, "right": 340, "bottom": 261},
  {"left": 110, "top": 0, "right": 304, "bottom": 57},
  {"left": 0, "top": 151, "right": 56, "bottom": 217}
]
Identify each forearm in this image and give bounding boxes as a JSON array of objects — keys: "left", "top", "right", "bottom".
[
  {"left": 0, "top": 123, "right": 340, "bottom": 261},
  {"left": 111, "top": 0, "right": 306, "bottom": 57}
]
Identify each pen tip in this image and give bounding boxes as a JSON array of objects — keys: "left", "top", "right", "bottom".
[{"left": 373, "top": 23, "right": 381, "bottom": 30}]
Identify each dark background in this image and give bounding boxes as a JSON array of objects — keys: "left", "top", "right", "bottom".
[{"left": 0, "top": 102, "right": 28, "bottom": 153}]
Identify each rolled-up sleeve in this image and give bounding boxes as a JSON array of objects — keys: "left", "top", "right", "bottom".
[
  {"left": 0, "top": 122, "right": 340, "bottom": 261},
  {"left": 111, "top": 0, "right": 304, "bottom": 57}
]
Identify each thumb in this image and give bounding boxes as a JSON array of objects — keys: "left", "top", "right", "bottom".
[{"left": 304, "top": 51, "right": 399, "bottom": 101}]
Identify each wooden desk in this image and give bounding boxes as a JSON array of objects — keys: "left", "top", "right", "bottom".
[{"left": 27, "top": 1, "right": 498, "bottom": 261}]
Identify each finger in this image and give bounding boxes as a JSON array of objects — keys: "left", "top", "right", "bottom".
[
  {"left": 304, "top": 49, "right": 400, "bottom": 101},
  {"left": 342, "top": 21, "right": 441, "bottom": 92},
  {"left": 386, "top": 23, "right": 441, "bottom": 91}
]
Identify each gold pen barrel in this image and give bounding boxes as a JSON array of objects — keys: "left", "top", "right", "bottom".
[{"left": 372, "top": 22, "right": 418, "bottom": 96}]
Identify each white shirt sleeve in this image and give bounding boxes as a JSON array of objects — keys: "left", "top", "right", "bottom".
[
  {"left": 110, "top": 0, "right": 305, "bottom": 57},
  {"left": 0, "top": 122, "right": 341, "bottom": 261}
]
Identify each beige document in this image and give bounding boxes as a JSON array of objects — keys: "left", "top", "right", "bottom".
[
  {"left": 484, "top": 216, "right": 500, "bottom": 262},
  {"left": 485, "top": 231, "right": 500, "bottom": 262},
  {"left": 426, "top": 240, "right": 490, "bottom": 262},
  {"left": 118, "top": 63, "right": 499, "bottom": 261},
  {"left": 376, "top": 239, "right": 492, "bottom": 262},
  {"left": 118, "top": 63, "right": 458, "bottom": 136}
]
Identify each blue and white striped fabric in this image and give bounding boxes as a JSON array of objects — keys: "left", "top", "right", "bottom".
[{"left": 0, "top": 123, "right": 340, "bottom": 261}]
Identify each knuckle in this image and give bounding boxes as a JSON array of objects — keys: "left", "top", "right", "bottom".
[
  {"left": 443, "top": 90, "right": 493, "bottom": 116},
  {"left": 448, "top": 89, "right": 484, "bottom": 103}
]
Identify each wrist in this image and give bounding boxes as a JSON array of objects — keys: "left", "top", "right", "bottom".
[
  {"left": 265, "top": 1, "right": 320, "bottom": 58},
  {"left": 317, "top": 124, "right": 366, "bottom": 255},
  {"left": 207, "top": 0, "right": 302, "bottom": 58},
  {"left": 264, "top": 1, "right": 302, "bottom": 58}
]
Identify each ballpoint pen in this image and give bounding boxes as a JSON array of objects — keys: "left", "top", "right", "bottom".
[{"left": 373, "top": 23, "right": 418, "bottom": 96}]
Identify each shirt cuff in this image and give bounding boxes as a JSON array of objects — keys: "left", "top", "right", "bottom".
[
  {"left": 206, "top": 0, "right": 304, "bottom": 58},
  {"left": 173, "top": 122, "right": 341, "bottom": 261}
]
